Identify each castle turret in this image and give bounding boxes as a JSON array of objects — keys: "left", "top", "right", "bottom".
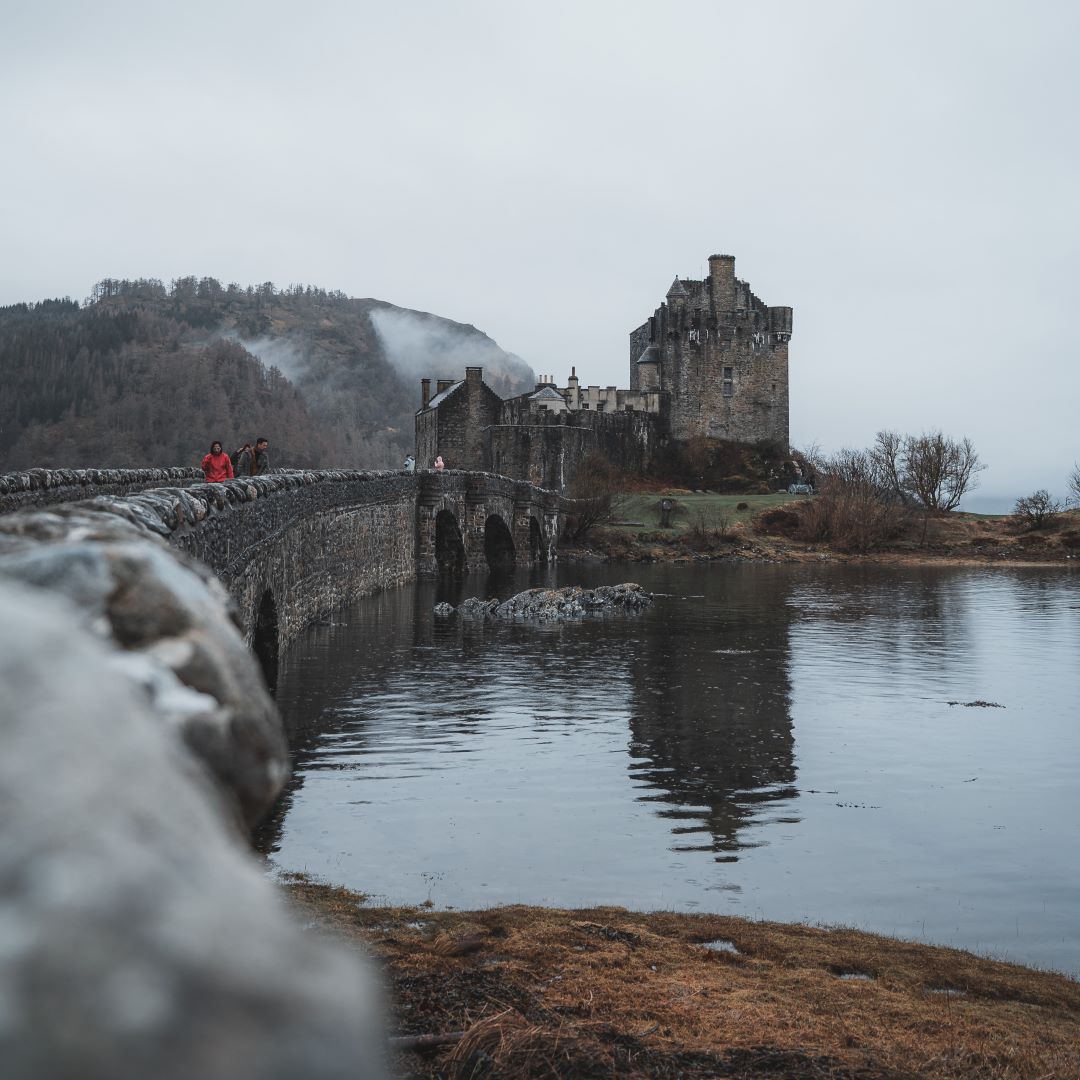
[
  {"left": 420, "top": 378, "right": 431, "bottom": 409},
  {"left": 666, "top": 278, "right": 689, "bottom": 311},
  {"left": 768, "top": 306, "right": 793, "bottom": 343},
  {"left": 708, "top": 254, "right": 736, "bottom": 311},
  {"left": 636, "top": 345, "right": 660, "bottom": 390}
]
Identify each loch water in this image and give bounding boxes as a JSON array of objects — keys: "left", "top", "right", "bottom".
[{"left": 258, "top": 561, "right": 1080, "bottom": 977}]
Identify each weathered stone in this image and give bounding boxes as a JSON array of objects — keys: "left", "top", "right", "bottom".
[
  {"left": 0, "top": 468, "right": 203, "bottom": 514},
  {"left": 442, "top": 583, "right": 652, "bottom": 621},
  {"left": 0, "top": 581, "right": 384, "bottom": 1080},
  {"left": 0, "top": 515, "right": 286, "bottom": 830},
  {"left": 2, "top": 469, "right": 565, "bottom": 645}
]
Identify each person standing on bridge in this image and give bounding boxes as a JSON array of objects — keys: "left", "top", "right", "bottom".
[
  {"left": 201, "top": 441, "right": 234, "bottom": 483},
  {"left": 232, "top": 442, "right": 255, "bottom": 476},
  {"left": 403, "top": 454, "right": 416, "bottom": 474},
  {"left": 434, "top": 455, "right": 445, "bottom": 472},
  {"left": 253, "top": 437, "right": 270, "bottom": 475}
]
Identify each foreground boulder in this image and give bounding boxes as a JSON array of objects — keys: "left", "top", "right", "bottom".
[
  {"left": 435, "top": 583, "right": 652, "bottom": 621},
  {"left": 0, "top": 508, "right": 285, "bottom": 830},
  {"left": 0, "top": 581, "right": 384, "bottom": 1080}
]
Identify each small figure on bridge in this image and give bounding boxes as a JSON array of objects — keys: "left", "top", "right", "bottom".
[
  {"left": 232, "top": 442, "right": 255, "bottom": 476},
  {"left": 403, "top": 454, "right": 416, "bottom": 474},
  {"left": 201, "top": 441, "right": 234, "bottom": 483},
  {"left": 253, "top": 437, "right": 271, "bottom": 475},
  {"left": 434, "top": 455, "right": 445, "bottom": 472}
]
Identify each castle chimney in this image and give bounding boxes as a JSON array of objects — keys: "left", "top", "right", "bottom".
[
  {"left": 465, "top": 366, "right": 482, "bottom": 385},
  {"left": 436, "top": 379, "right": 453, "bottom": 395},
  {"left": 421, "top": 378, "right": 431, "bottom": 409},
  {"left": 708, "top": 253, "right": 736, "bottom": 311}
]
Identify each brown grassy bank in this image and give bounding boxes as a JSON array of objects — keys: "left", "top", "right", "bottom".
[
  {"left": 568, "top": 493, "right": 1080, "bottom": 568},
  {"left": 284, "top": 877, "right": 1080, "bottom": 1079}
]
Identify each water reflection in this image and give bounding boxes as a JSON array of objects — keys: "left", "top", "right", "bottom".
[
  {"left": 625, "top": 567, "right": 796, "bottom": 857},
  {"left": 258, "top": 561, "right": 1080, "bottom": 976}
]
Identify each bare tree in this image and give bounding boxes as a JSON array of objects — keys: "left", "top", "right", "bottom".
[
  {"left": 901, "top": 431, "right": 984, "bottom": 512},
  {"left": 1012, "top": 490, "right": 1062, "bottom": 530},
  {"left": 563, "top": 454, "right": 626, "bottom": 541},
  {"left": 1068, "top": 463, "right": 1080, "bottom": 507},
  {"left": 870, "top": 430, "right": 904, "bottom": 500}
]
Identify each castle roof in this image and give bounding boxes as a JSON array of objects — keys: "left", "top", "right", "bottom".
[
  {"left": 666, "top": 278, "right": 688, "bottom": 299},
  {"left": 529, "top": 386, "right": 565, "bottom": 401},
  {"left": 424, "top": 380, "right": 464, "bottom": 410},
  {"left": 636, "top": 345, "right": 660, "bottom": 365}
]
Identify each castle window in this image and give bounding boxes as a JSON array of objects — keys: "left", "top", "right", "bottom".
[
  {"left": 723, "top": 366, "right": 733, "bottom": 379},
  {"left": 722, "top": 380, "right": 733, "bottom": 398},
  {"left": 581, "top": 403, "right": 589, "bottom": 410},
  {"left": 595, "top": 401, "right": 605, "bottom": 412}
]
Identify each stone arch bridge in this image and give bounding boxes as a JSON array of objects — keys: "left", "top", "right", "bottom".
[{"left": 0, "top": 467, "right": 566, "bottom": 676}]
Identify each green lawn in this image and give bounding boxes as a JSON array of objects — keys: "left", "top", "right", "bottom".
[{"left": 608, "top": 491, "right": 807, "bottom": 533}]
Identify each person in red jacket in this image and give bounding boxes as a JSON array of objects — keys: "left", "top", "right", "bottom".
[{"left": 201, "top": 440, "right": 234, "bottom": 482}]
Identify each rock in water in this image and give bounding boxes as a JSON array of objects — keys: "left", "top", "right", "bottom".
[
  {"left": 0, "top": 581, "right": 385, "bottom": 1080},
  {"left": 436, "top": 583, "right": 652, "bottom": 621}
]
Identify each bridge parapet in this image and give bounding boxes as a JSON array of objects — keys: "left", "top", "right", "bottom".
[
  {"left": 1, "top": 467, "right": 566, "bottom": 649},
  {"left": 0, "top": 467, "right": 202, "bottom": 515}
]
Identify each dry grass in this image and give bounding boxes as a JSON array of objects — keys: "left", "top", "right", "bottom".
[
  {"left": 283, "top": 877, "right": 1080, "bottom": 1079},
  {"left": 575, "top": 504, "right": 1080, "bottom": 568}
]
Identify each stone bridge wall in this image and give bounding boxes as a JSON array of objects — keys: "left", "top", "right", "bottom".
[
  {"left": 417, "top": 470, "right": 562, "bottom": 573},
  {"left": 0, "top": 467, "right": 564, "bottom": 651},
  {"left": 0, "top": 467, "right": 203, "bottom": 514},
  {"left": 173, "top": 471, "right": 419, "bottom": 647}
]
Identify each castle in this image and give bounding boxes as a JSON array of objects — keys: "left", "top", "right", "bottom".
[{"left": 415, "top": 253, "right": 792, "bottom": 488}]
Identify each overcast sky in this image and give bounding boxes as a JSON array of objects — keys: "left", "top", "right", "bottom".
[{"left": 2, "top": 0, "right": 1076, "bottom": 499}]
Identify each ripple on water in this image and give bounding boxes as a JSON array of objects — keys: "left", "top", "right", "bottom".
[{"left": 261, "top": 562, "right": 1080, "bottom": 978}]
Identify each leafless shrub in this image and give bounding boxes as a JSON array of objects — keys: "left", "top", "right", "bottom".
[
  {"left": 1068, "top": 463, "right": 1080, "bottom": 507},
  {"left": 687, "top": 507, "right": 737, "bottom": 548},
  {"left": 796, "top": 447, "right": 910, "bottom": 551},
  {"left": 1012, "top": 490, "right": 1062, "bottom": 531},
  {"left": 563, "top": 454, "right": 625, "bottom": 541},
  {"left": 752, "top": 507, "right": 801, "bottom": 538}
]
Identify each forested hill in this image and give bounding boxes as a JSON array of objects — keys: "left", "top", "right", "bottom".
[{"left": 0, "top": 277, "right": 536, "bottom": 471}]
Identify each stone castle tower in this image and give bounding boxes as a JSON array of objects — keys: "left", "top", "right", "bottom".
[{"left": 629, "top": 254, "right": 792, "bottom": 445}]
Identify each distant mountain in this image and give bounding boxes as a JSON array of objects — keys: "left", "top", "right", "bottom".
[{"left": 0, "top": 277, "right": 536, "bottom": 471}]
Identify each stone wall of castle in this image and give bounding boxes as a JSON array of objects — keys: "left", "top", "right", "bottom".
[
  {"left": 487, "top": 407, "right": 662, "bottom": 489},
  {"left": 414, "top": 367, "right": 502, "bottom": 471},
  {"left": 630, "top": 254, "right": 791, "bottom": 447}
]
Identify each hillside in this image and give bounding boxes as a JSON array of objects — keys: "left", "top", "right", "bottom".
[{"left": 0, "top": 277, "right": 535, "bottom": 471}]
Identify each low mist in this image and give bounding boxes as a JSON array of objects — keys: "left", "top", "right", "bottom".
[{"left": 369, "top": 307, "right": 535, "bottom": 399}]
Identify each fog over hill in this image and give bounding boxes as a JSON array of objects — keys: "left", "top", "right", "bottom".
[{"left": 0, "top": 278, "right": 535, "bottom": 471}]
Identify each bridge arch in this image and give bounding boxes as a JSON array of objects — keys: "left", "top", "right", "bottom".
[
  {"left": 528, "top": 516, "right": 544, "bottom": 562},
  {"left": 253, "top": 588, "right": 279, "bottom": 693},
  {"left": 483, "top": 513, "right": 515, "bottom": 571},
  {"left": 434, "top": 509, "right": 466, "bottom": 575}
]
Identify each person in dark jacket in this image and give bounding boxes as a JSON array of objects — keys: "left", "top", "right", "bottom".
[
  {"left": 253, "top": 437, "right": 270, "bottom": 475},
  {"left": 201, "top": 441, "right": 234, "bottom": 483},
  {"left": 232, "top": 442, "right": 255, "bottom": 476}
]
